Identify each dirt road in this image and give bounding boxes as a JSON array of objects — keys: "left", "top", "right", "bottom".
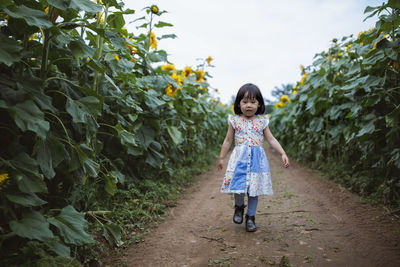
[{"left": 118, "top": 145, "right": 400, "bottom": 266}]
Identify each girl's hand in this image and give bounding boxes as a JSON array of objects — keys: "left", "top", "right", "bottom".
[
  {"left": 282, "top": 153, "right": 290, "bottom": 168},
  {"left": 218, "top": 158, "right": 224, "bottom": 171}
]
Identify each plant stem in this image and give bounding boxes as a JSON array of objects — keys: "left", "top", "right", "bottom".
[
  {"left": 93, "top": 4, "right": 109, "bottom": 92},
  {"left": 40, "top": 6, "right": 54, "bottom": 80}
]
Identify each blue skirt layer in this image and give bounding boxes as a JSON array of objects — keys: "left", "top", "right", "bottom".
[{"left": 229, "top": 146, "right": 270, "bottom": 191}]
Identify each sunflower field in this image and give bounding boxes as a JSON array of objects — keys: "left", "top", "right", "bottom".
[
  {"left": 270, "top": 1, "right": 400, "bottom": 206},
  {"left": 0, "top": 0, "right": 228, "bottom": 265}
]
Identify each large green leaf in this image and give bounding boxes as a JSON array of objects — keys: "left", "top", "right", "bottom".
[
  {"left": 78, "top": 0, "right": 104, "bottom": 12},
  {"left": 11, "top": 100, "right": 50, "bottom": 139},
  {"left": 6, "top": 192, "right": 47, "bottom": 207},
  {"left": 8, "top": 153, "right": 48, "bottom": 193},
  {"left": 167, "top": 126, "right": 183, "bottom": 145},
  {"left": 10, "top": 210, "right": 54, "bottom": 241},
  {"left": 48, "top": 205, "right": 94, "bottom": 245},
  {"left": 48, "top": 0, "right": 102, "bottom": 13},
  {"left": 0, "top": 34, "right": 23, "bottom": 66},
  {"left": 66, "top": 98, "right": 91, "bottom": 124},
  {"left": 4, "top": 5, "right": 52, "bottom": 29},
  {"left": 107, "top": 12, "right": 125, "bottom": 29},
  {"left": 135, "top": 125, "right": 156, "bottom": 149}
]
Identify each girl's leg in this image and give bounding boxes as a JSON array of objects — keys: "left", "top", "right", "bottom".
[
  {"left": 245, "top": 194, "right": 258, "bottom": 231},
  {"left": 234, "top": 193, "right": 245, "bottom": 206},
  {"left": 233, "top": 193, "right": 246, "bottom": 224},
  {"left": 246, "top": 194, "right": 258, "bottom": 216}
]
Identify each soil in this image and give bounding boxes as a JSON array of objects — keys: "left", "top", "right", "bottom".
[{"left": 111, "top": 145, "right": 400, "bottom": 267}]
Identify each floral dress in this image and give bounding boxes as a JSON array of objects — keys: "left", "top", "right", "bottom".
[{"left": 220, "top": 114, "right": 273, "bottom": 196}]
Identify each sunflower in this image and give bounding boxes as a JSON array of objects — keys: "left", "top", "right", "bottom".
[
  {"left": 0, "top": 173, "right": 8, "bottom": 187},
  {"left": 182, "top": 66, "right": 192, "bottom": 78},
  {"left": 150, "top": 32, "right": 157, "bottom": 50},
  {"left": 280, "top": 95, "right": 290, "bottom": 103},
  {"left": 195, "top": 70, "right": 205, "bottom": 82},
  {"left": 151, "top": 5, "right": 159, "bottom": 14},
  {"left": 206, "top": 56, "right": 213, "bottom": 66},
  {"left": 165, "top": 84, "right": 178, "bottom": 97},
  {"left": 299, "top": 72, "right": 308, "bottom": 85},
  {"left": 161, "top": 63, "right": 176, "bottom": 71},
  {"left": 170, "top": 72, "right": 183, "bottom": 86}
]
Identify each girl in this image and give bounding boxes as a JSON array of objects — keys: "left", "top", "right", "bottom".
[{"left": 218, "top": 83, "right": 289, "bottom": 232}]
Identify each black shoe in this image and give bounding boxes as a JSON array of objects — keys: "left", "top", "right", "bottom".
[
  {"left": 233, "top": 205, "right": 246, "bottom": 224},
  {"left": 245, "top": 215, "right": 257, "bottom": 232}
]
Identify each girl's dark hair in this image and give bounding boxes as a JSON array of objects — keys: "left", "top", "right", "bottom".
[{"left": 233, "top": 83, "right": 266, "bottom": 115}]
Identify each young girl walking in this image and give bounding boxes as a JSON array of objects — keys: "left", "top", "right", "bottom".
[{"left": 218, "top": 83, "right": 289, "bottom": 232}]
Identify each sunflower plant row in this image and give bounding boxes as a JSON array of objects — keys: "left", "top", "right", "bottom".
[
  {"left": 0, "top": 0, "right": 228, "bottom": 264},
  {"left": 270, "top": 1, "right": 400, "bottom": 206}
]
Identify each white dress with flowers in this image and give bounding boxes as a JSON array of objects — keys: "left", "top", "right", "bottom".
[{"left": 220, "top": 114, "right": 273, "bottom": 196}]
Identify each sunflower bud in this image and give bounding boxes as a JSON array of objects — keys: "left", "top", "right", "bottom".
[{"left": 151, "top": 5, "right": 159, "bottom": 14}]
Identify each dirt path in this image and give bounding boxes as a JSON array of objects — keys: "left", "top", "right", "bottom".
[{"left": 117, "top": 145, "right": 400, "bottom": 267}]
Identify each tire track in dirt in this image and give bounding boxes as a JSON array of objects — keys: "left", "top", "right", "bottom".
[{"left": 116, "top": 144, "right": 400, "bottom": 267}]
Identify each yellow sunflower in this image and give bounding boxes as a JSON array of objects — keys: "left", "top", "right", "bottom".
[
  {"left": 182, "top": 66, "right": 192, "bottom": 78},
  {"left": 165, "top": 84, "right": 178, "bottom": 97},
  {"left": 151, "top": 5, "right": 159, "bottom": 14},
  {"left": 170, "top": 72, "right": 183, "bottom": 86},
  {"left": 161, "top": 63, "right": 176, "bottom": 71},
  {"left": 206, "top": 56, "right": 213, "bottom": 66},
  {"left": 150, "top": 32, "right": 157, "bottom": 50},
  {"left": 195, "top": 70, "right": 205, "bottom": 82}
]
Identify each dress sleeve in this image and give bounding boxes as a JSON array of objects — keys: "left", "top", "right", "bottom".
[
  {"left": 228, "top": 114, "right": 234, "bottom": 127},
  {"left": 262, "top": 115, "right": 269, "bottom": 129}
]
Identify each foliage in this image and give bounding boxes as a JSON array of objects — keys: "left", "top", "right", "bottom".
[
  {"left": 0, "top": 0, "right": 228, "bottom": 265},
  {"left": 270, "top": 1, "right": 400, "bottom": 206}
]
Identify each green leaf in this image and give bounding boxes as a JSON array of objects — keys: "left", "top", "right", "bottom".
[
  {"left": 388, "top": 0, "right": 400, "bottom": 8},
  {"left": 135, "top": 125, "right": 155, "bottom": 149},
  {"left": 51, "top": 242, "right": 71, "bottom": 257},
  {"left": 0, "top": 34, "right": 23, "bottom": 66},
  {"left": 146, "top": 142, "right": 164, "bottom": 168},
  {"left": 148, "top": 51, "right": 166, "bottom": 62},
  {"left": 104, "top": 173, "right": 117, "bottom": 195},
  {"left": 48, "top": 205, "right": 94, "bottom": 245},
  {"left": 357, "top": 120, "right": 375, "bottom": 137},
  {"left": 0, "top": 0, "right": 13, "bottom": 7},
  {"left": 36, "top": 139, "right": 55, "bottom": 179},
  {"left": 107, "top": 12, "right": 125, "bottom": 29},
  {"left": 16, "top": 173, "right": 48, "bottom": 193},
  {"left": 10, "top": 210, "right": 54, "bottom": 241},
  {"left": 6, "top": 192, "right": 47, "bottom": 207},
  {"left": 309, "top": 117, "right": 324, "bottom": 132},
  {"left": 11, "top": 100, "right": 50, "bottom": 139},
  {"left": 66, "top": 98, "right": 90, "bottom": 124},
  {"left": 4, "top": 5, "right": 52, "bottom": 29},
  {"left": 104, "top": 31, "right": 126, "bottom": 51},
  {"left": 121, "top": 130, "right": 137, "bottom": 146},
  {"left": 167, "top": 126, "right": 183, "bottom": 145},
  {"left": 154, "top": 21, "right": 173, "bottom": 28},
  {"left": 103, "top": 223, "right": 122, "bottom": 247},
  {"left": 8, "top": 153, "right": 47, "bottom": 193},
  {"left": 70, "top": 0, "right": 102, "bottom": 13},
  {"left": 158, "top": 34, "right": 177, "bottom": 40}
]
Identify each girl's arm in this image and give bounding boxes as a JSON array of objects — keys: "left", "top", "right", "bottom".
[
  {"left": 218, "top": 123, "right": 235, "bottom": 171},
  {"left": 263, "top": 126, "right": 290, "bottom": 168}
]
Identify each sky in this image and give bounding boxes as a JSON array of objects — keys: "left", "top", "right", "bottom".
[{"left": 124, "top": 0, "right": 383, "bottom": 104}]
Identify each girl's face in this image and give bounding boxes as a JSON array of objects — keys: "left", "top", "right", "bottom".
[{"left": 239, "top": 92, "right": 260, "bottom": 118}]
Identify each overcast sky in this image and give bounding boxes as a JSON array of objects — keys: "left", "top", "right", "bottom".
[{"left": 124, "top": 0, "right": 382, "bottom": 104}]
